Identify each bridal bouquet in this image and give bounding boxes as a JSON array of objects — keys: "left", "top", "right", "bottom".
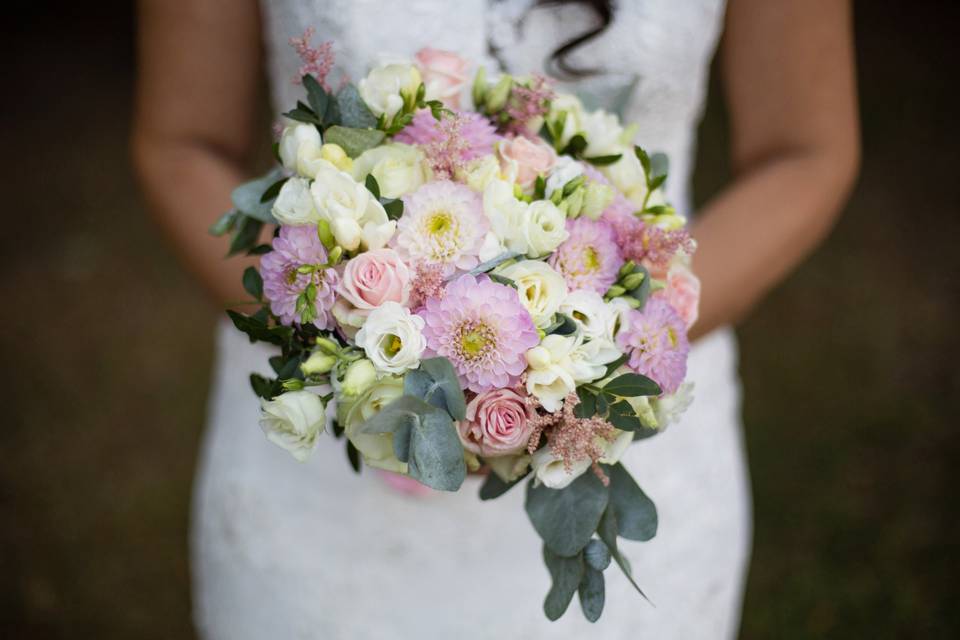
[{"left": 212, "top": 35, "right": 699, "bottom": 622}]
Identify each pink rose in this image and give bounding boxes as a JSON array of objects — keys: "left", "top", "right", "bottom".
[
  {"left": 337, "top": 248, "right": 412, "bottom": 313},
  {"left": 414, "top": 47, "right": 469, "bottom": 108},
  {"left": 498, "top": 136, "right": 557, "bottom": 189},
  {"left": 662, "top": 263, "right": 700, "bottom": 330},
  {"left": 458, "top": 388, "right": 537, "bottom": 457}
]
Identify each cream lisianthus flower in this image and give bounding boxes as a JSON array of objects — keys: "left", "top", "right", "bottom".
[
  {"left": 259, "top": 390, "right": 327, "bottom": 462},
  {"left": 358, "top": 62, "right": 421, "bottom": 121},
  {"left": 340, "top": 375, "right": 408, "bottom": 473},
  {"left": 354, "top": 302, "right": 427, "bottom": 375},
  {"left": 559, "top": 289, "right": 619, "bottom": 343},
  {"left": 531, "top": 446, "right": 591, "bottom": 489},
  {"left": 497, "top": 260, "right": 568, "bottom": 329},
  {"left": 516, "top": 200, "right": 569, "bottom": 258},
  {"left": 272, "top": 177, "right": 319, "bottom": 226},
  {"left": 523, "top": 334, "right": 580, "bottom": 411},
  {"left": 351, "top": 143, "right": 431, "bottom": 199},
  {"left": 310, "top": 160, "right": 396, "bottom": 251},
  {"left": 278, "top": 122, "right": 325, "bottom": 178}
]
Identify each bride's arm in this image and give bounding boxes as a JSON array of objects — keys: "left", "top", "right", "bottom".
[
  {"left": 690, "top": 0, "right": 860, "bottom": 339},
  {"left": 132, "top": 0, "right": 263, "bottom": 306}
]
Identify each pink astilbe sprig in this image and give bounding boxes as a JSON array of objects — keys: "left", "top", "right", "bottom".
[
  {"left": 505, "top": 74, "right": 555, "bottom": 134},
  {"left": 409, "top": 261, "right": 447, "bottom": 309},
  {"left": 288, "top": 27, "right": 335, "bottom": 89},
  {"left": 604, "top": 201, "right": 696, "bottom": 273},
  {"left": 525, "top": 392, "right": 618, "bottom": 485},
  {"left": 395, "top": 110, "right": 500, "bottom": 179}
]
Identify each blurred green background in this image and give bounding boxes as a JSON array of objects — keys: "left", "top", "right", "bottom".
[{"left": 2, "top": 2, "right": 958, "bottom": 638}]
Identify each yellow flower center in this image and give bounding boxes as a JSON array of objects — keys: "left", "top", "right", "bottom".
[
  {"left": 456, "top": 321, "right": 496, "bottom": 360},
  {"left": 384, "top": 334, "right": 403, "bottom": 356},
  {"left": 582, "top": 246, "right": 600, "bottom": 272},
  {"left": 426, "top": 210, "right": 454, "bottom": 236}
]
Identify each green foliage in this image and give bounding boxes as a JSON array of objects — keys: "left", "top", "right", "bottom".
[
  {"left": 487, "top": 273, "right": 517, "bottom": 289},
  {"left": 346, "top": 440, "right": 362, "bottom": 474},
  {"left": 525, "top": 472, "right": 609, "bottom": 557},
  {"left": 583, "top": 538, "right": 611, "bottom": 571},
  {"left": 231, "top": 168, "right": 283, "bottom": 223},
  {"left": 583, "top": 153, "right": 622, "bottom": 166},
  {"left": 226, "top": 309, "right": 292, "bottom": 346},
  {"left": 608, "top": 463, "right": 658, "bottom": 541},
  {"left": 358, "top": 395, "right": 466, "bottom": 491},
  {"left": 479, "top": 471, "right": 528, "bottom": 501},
  {"left": 403, "top": 357, "right": 468, "bottom": 421},
  {"left": 336, "top": 84, "right": 379, "bottom": 129},
  {"left": 323, "top": 125, "right": 386, "bottom": 158},
  {"left": 602, "top": 373, "right": 662, "bottom": 398},
  {"left": 259, "top": 177, "right": 289, "bottom": 203},
  {"left": 596, "top": 507, "right": 649, "bottom": 600},
  {"left": 578, "top": 565, "right": 606, "bottom": 622},
  {"left": 242, "top": 267, "right": 262, "bottom": 301},
  {"left": 209, "top": 209, "right": 239, "bottom": 236},
  {"left": 226, "top": 216, "right": 263, "bottom": 257},
  {"left": 544, "top": 313, "right": 578, "bottom": 336},
  {"left": 542, "top": 546, "right": 584, "bottom": 621}
]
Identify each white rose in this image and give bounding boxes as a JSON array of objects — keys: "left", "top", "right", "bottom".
[
  {"left": 351, "top": 143, "right": 431, "bottom": 199},
  {"left": 578, "top": 108, "right": 627, "bottom": 157},
  {"left": 497, "top": 260, "right": 568, "bottom": 329},
  {"left": 531, "top": 445, "right": 591, "bottom": 489},
  {"left": 272, "top": 177, "right": 319, "bottom": 226},
  {"left": 310, "top": 160, "right": 396, "bottom": 251},
  {"left": 559, "top": 289, "right": 619, "bottom": 342},
  {"left": 545, "top": 156, "right": 585, "bottom": 198},
  {"left": 568, "top": 337, "right": 621, "bottom": 384},
  {"left": 259, "top": 390, "right": 326, "bottom": 462},
  {"left": 278, "top": 123, "right": 324, "bottom": 178},
  {"left": 341, "top": 375, "right": 407, "bottom": 473},
  {"left": 600, "top": 152, "right": 658, "bottom": 209},
  {"left": 517, "top": 200, "right": 569, "bottom": 258},
  {"left": 354, "top": 302, "right": 426, "bottom": 375},
  {"left": 524, "top": 334, "right": 580, "bottom": 411},
  {"left": 358, "top": 63, "right": 422, "bottom": 121}
]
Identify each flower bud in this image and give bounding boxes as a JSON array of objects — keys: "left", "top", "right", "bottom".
[
  {"left": 301, "top": 351, "right": 337, "bottom": 376},
  {"left": 472, "top": 66, "right": 488, "bottom": 108},
  {"left": 525, "top": 345, "right": 552, "bottom": 370},
  {"left": 314, "top": 336, "right": 341, "bottom": 355},
  {"left": 580, "top": 182, "right": 615, "bottom": 219},
  {"left": 327, "top": 245, "right": 344, "bottom": 265},
  {"left": 281, "top": 378, "right": 305, "bottom": 391},
  {"left": 320, "top": 143, "right": 353, "bottom": 172},
  {"left": 341, "top": 358, "right": 378, "bottom": 397},
  {"left": 605, "top": 284, "right": 627, "bottom": 298},
  {"left": 621, "top": 271, "right": 646, "bottom": 291},
  {"left": 485, "top": 75, "right": 513, "bottom": 112},
  {"left": 316, "top": 219, "right": 336, "bottom": 249},
  {"left": 562, "top": 188, "right": 584, "bottom": 218},
  {"left": 618, "top": 260, "right": 637, "bottom": 278}
]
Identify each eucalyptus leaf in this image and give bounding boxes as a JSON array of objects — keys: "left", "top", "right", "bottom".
[
  {"left": 650, "top": 151, "right": 669, "bottom": 179},
  {"left": 525, "top": 472, "right": 609, "bottom": 557},
  {"left": 487, "top": 273, "right": 517, "bottom": 289},
  {"left": 467, "top": 251, "right": 522, "bottom": 276},
  {"left": 209, "top": 209, "right": 238, "bottom": 236},
  {"left": 543, "top": 546, "right": 583, "bottom": 621},
  {"left": 608, "top": 463, "right": 658, "bottom": 541},
  {"left": 584, "top": 538, "right": 611, "bottom": 571},
  {"left": 479, "top": 471, "right": 527, "bottom": 501},
  {"left": 601, "top": 373, "right": 661, "bottom": 398},
  {"left": 323, "top": 125, "right": 386, "bottom": 158},
  {"left": 596, "top": 507, "right": 649, "bottom": 600},
  {"left": 227, "top": 216, "right": 263, "bottom": 256},
  {"left": 231, "top": 168, "right": 283, "bottom": 223},
  {"left": 336, "top": 84, "right": 379, "bottom": 129},
  {"left": 578, "top": 566, "right": 605, "bottom": 622},
  {"left": 403, "top": 357, "right": 467, "bottom": 421}
]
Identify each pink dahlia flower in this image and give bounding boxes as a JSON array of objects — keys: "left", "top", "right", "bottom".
[
  {"left": 615, "top": 297, "right": 689, "bottom": 394},
  {"left": 393, "top": 180, "right": 488, "bottom": 275},
  {"left": 261, "top": 225, "right": 338, "bottom": 329},
  {"left": 418, "top": 274, "right": 538, "bottom": 393},
  {"left": 548, "top": 217, "right": 624, "bottom": 294}
]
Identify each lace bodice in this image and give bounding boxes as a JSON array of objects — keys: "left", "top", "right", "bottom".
[{"left": 259, "top": 0, "right": 726, "bottom": 216}]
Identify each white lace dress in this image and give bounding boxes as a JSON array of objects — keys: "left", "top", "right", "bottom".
[{"left": 192, "top": 1, "right": 752, "bottom": 638}]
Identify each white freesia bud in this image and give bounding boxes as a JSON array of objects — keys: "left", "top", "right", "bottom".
[
  {"left": 320, "top": 143, "right": 353, "bottom": 172},
  {"left": 340, "top": 358, "right": 378, "bottom": 397},
  {"left": 497, "top": 260, "right": 568, "bottom": 329},
  {"left": 578, "top": 108, "right": 627, "bottom": 157},
  {"left": 272, "top": 177, "right": 320, "bottom": 226},
  {"left": 531, "top": 446, "right": 591, "bottom": 489},
  {"left": 351, "top": 143, "right": 430, "bottom": 199},
  {"left": 516, "top": 200, "right": 569, "bottom": 258},
  {"left": 354, "top": 302, "right": 427, "bottom": 375},
  {"left": 301, "top": 350, "right": 337, "bottom": 376},
  {"left": 259, "top": 390, "right": 326, "bottom": 462},
  {"left": 341, "top": 376, "right": 408, "bottom": 473},
  {"left": 544, "top": 156, "right": 585, "bottom": 198},
  {"left": 359, "top": 63, "right": 422, "bottom": 120},
  {"left": 310, "top": 159, "right": 396, "bottom": 251},
  {"left": 278, "top": 123, "right": 324, "bottom": 178},
  {"left": 524, "top": 334, "right": 580, "bottom": 411}
]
